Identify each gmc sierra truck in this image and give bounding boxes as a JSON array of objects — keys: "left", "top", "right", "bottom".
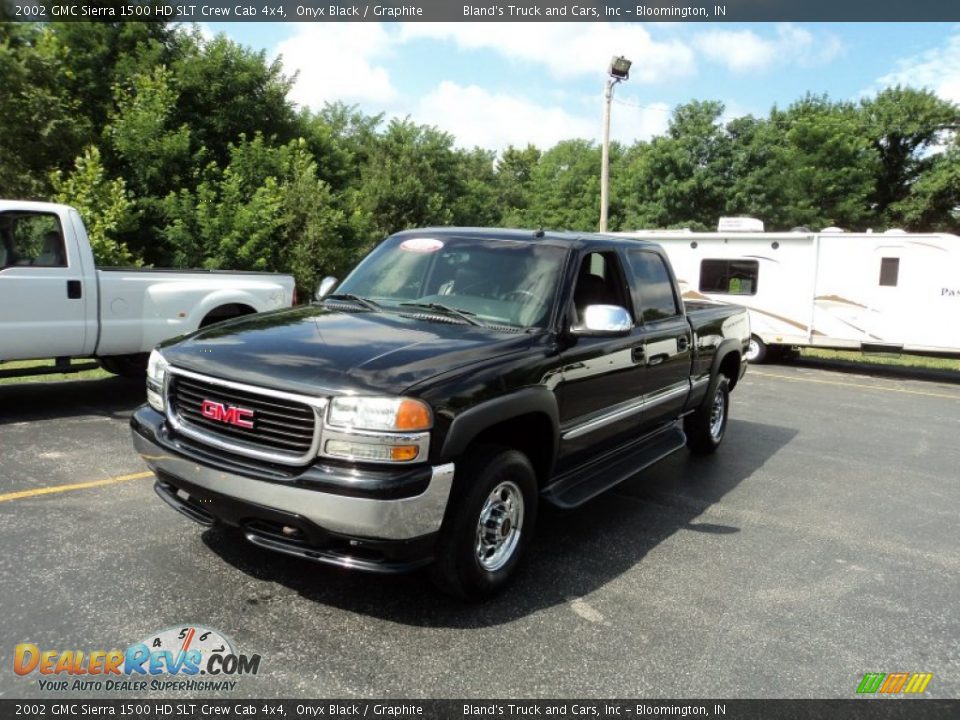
[
  {"left": 131, "top": 228, "right": 749, "bottom": 599},
  {"left": 0, "top": 200, "right": 295, "bottom": 378}
]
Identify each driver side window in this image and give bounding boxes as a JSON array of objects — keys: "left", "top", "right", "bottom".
[
  {"left": 0, "top": 213, "right": 67, "bottom": 268},
  {"left": 571, "top": 251, "right": 632, "bottom": 323}
]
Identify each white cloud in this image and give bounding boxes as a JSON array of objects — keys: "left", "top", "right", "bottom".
[
  {"left": 874, "top": 30, "right": 960, "bottom": 104},
  {"left": 397, "top": 23, "right": 696, "bottom": 83},
  {"left": 274, "top": 23, "right": 397, "bottom": 108},
  {"left": 694, "top": 23, "right": 843, "bottom": 73},
  {"left": 414, "top": 82, "right": 673, "bottom": 151},
  {"left": 414, "top": 82, "right": 596, "bottom": 150}
]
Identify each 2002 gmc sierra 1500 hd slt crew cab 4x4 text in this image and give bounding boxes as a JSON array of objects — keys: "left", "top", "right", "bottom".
[
  {"left": 131, "top": 228, "right": 749, "bottom": 599},
  {"left": 0, "top": 200, "right": 295, "bottom": 378}
]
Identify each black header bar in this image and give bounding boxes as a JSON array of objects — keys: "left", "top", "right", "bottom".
[
  {"left": 3, "top": 0, "right": 960, "bottom": 22},
  {"left": 0, "top": 700, "right": 957, "bottom": 719}
]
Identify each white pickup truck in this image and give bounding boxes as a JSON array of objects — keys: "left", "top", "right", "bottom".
[{"left": 0, "top": 200, "right": 296, "bottom": 378}]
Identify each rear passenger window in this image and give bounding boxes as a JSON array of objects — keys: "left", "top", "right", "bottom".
[
  {"left": 626, "top": 250, "right": 680, "bottom": 323},
  {"left": 699, "top": 259, "right": 759, "bottom": 295}
]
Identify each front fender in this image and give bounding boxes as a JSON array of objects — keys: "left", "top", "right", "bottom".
[{"left": 438, "top": 386, "right": 560, "bottom": 462}]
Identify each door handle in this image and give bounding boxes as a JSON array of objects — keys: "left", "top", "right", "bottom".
[
  {"left": 678, "top": 335, "right": 689, "bottom": 351},
  {"left": 67, "top": 280, "right": 82, "bottom": 299},
  {"left": 631, "top": 346, "right": 645, "bottom": 363}
]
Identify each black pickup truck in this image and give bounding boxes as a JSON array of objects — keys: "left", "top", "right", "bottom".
[{"left": 131, "top": 228, "right": 750, "bottom": 599}]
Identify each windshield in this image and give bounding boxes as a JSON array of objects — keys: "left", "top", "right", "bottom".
[{"left": 335, "top": 235, "right": 567, "bottom": 328}]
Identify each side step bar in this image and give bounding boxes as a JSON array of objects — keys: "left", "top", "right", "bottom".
[
  {"left": 0, "top": 359, "right": 100, "bottom": 380},
  {"left": 542, "top": 423, "right": 687, "bottom": 509}
]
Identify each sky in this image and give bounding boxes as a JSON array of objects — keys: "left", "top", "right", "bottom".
[{"left": 205, "top": 22, "right": 960, "bottom": 151}]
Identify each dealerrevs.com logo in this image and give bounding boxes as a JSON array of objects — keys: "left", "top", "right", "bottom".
[{"left": 14, "top": 626, "right": 261, "bottom": 693}]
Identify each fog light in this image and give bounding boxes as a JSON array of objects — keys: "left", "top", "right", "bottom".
[
  {"left": 324, "top": 440, "right": 419, "bottom": 462},
  {"left": 146, "top": 386, "right": 164, "bottom": 412}
]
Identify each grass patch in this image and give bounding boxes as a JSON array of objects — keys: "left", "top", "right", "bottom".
[
  {"left": 800, "top": 348, "right": 960, "bottom": 372},
  {"left": 0, "top": 358, "right": 111, "bottom": 385}
]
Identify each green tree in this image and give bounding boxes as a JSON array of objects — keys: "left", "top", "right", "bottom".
[
  {"left": 162, "top": 135, "right": 286, "bottom": 271},
  {"left": 451, "top": 147, "right": 500, "bottom": 227},
  {"left": 726, "top": 96, "right": 877, "bottom": 230},
  {"left": 891, "top": 145, "right": 960, "bottom": 231},
  {"left": 859, "top": 86, "right": 960, "bottom": 228},
  {"left": 621, "top": 101, "right": 731, "bottom": 230},
  {"left": 171, "top": 34, "right": 298, "bottom": 169},
  {"left": 280, "top": 140, "right": 365, "bottom": 295},
  {"left": 51, "top": 18, "right": 177, "bottom": 135},
  {"left": 516, "top": 139, "right": 603, "bottom": 230},
  {"left": 50, "top": 146, "right": 138, "bottom": 266},
  {"left": 357, "top": 118, "right": 461, "bottom": 236},
  {"left": 107, "top": 65, "right": 192, "bottom": 197},
  {"left": 496, "top": 144, "right": 541, "bottom": 226},
  {"left": 0, "top": 24, "right": 89, "bottom": 198}
]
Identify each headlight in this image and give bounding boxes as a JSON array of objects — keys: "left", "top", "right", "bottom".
[
  {"left": 323, "top": 396, "right": 431, "bottom": 463},
  {"left": 146, "top": 350, "right": 169, "bottom": 413},
  {"left": 327, "top": 396, "right": 431, "bottom": 432}
]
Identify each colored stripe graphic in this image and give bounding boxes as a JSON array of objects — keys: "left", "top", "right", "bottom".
[
  {"left": 857, "top": 673, "right": 886, "bottom": 694},
  {"left": 857, "top": 672, "right": 932, "bottom": 694},
  {"left": 904, "top": 673, "right": 933, "bottom": 694},
  {"left": 880, "top": 672, "right": 909, "bottom": 693}
]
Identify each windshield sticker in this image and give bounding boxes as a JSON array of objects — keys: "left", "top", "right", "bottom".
[{"left": 400, "top": 238, "right": 444, "bottom": 253}]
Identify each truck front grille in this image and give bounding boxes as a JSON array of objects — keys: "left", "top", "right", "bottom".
[{"left": 167, "top": 371, "right": 322, "bottom": 464}]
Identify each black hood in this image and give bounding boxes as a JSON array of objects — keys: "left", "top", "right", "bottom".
[{"left": 159, "top": 305, "right": 536, "bottom": 397}]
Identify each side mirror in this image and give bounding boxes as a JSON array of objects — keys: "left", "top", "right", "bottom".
[
  {"left": 315, "top": 276, "right": 338, "bottom": 301},
  {"left": 570, "top": 304, "right": 632, "bottom": 337}
]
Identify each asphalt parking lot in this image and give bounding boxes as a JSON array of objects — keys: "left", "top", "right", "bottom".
[{"left": 1, "top": 363, "right": 958, "bottom": 699}]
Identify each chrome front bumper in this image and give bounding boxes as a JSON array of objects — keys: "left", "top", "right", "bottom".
[{"left": 131, "top": 419, "right": 454, "bottom": 542}]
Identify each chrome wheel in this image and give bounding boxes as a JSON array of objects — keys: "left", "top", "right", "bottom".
[
  {"left": 709, "top": 386, "right": 726, "bottom": 440},
  {"left": 745, "top": 335, "right": 770, "bottom": 363},
  {"left": 476, "top": 480, "right": 524, "bottom": 572}
]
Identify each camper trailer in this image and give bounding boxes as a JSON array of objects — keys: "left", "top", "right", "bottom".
[{"left": 615, "top": 219, "right": 960, "bottom": 362}]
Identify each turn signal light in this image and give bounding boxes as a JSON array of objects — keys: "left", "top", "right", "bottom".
[{"left": 395, "top": 399, "right": 431, "bottom": 431}]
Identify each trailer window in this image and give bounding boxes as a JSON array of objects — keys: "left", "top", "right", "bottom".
[
  {"left": 699, "top": 259, "right": 759, "bottom": 296},
  {"left": 879, "top": 257, "right": 899, "bottom": 287}
]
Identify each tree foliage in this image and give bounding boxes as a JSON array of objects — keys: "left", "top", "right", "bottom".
[{"left": 50, "top": 146, "right": 138, "bottom": 266}]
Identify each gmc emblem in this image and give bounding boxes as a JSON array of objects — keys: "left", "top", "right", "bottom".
[{"left": 200, "top": 399, "right": 255, "bottom": 429}]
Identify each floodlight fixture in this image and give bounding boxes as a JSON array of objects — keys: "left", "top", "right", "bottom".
[{"left": 608, "top": 56, "right": 632, "bottom": 80}]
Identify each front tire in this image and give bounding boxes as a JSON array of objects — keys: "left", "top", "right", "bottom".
[
  {"left": 99, "top": 353, "right": 149, "bottom": 378},
  {"left": 684, "top": 376, "right": 730, "bottom": 454},
  {"left": 429, "top": 445, "right": 538, "bottom": 601}
]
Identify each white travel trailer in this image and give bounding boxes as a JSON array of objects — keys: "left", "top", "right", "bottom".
[{"left": 615, "top": 219, "right": 960, "bottom": 362}]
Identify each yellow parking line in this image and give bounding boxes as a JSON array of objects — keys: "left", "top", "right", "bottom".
[
  {"left": 0, "top": 471, "right": 153, "bottom": 504},
  {"left": 751, "top": 370, "right": 960, "bottom": 401}
]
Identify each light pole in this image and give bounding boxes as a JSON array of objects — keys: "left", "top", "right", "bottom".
[{"left": 600, "top": 55, "right": 631, "bottom": 232}]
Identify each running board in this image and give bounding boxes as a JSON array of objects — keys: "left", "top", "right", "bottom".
[
  {"left": 542, "top": 423, "right": 687, "bottom": 509},
  {"left": 0, "top": 360, "right": 100, "bottom": 379}
]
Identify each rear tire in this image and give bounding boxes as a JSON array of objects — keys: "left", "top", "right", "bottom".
[
  {"left": 429, "top": 445, "right": 538, "bottom": 601},
  {"left": 684, "top": 376, "right": 730, "bottom": 455}
]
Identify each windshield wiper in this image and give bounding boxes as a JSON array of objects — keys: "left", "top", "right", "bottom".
[
  {"left": 398, "top": 302, "right": 484, "bottom": 326},
  {"left": 324, "top": 293, "right": 381, "bottom": 311}
]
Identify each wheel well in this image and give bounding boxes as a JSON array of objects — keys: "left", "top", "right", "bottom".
[
  {"left": 470, "top": 412, "right": 555, "bottom": 487},
  {"left": 719, "top": 351, "right": 741, "bottom": 390},
  {"left": 200, "top": 303, "right": 257, "bottom": 328}
]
